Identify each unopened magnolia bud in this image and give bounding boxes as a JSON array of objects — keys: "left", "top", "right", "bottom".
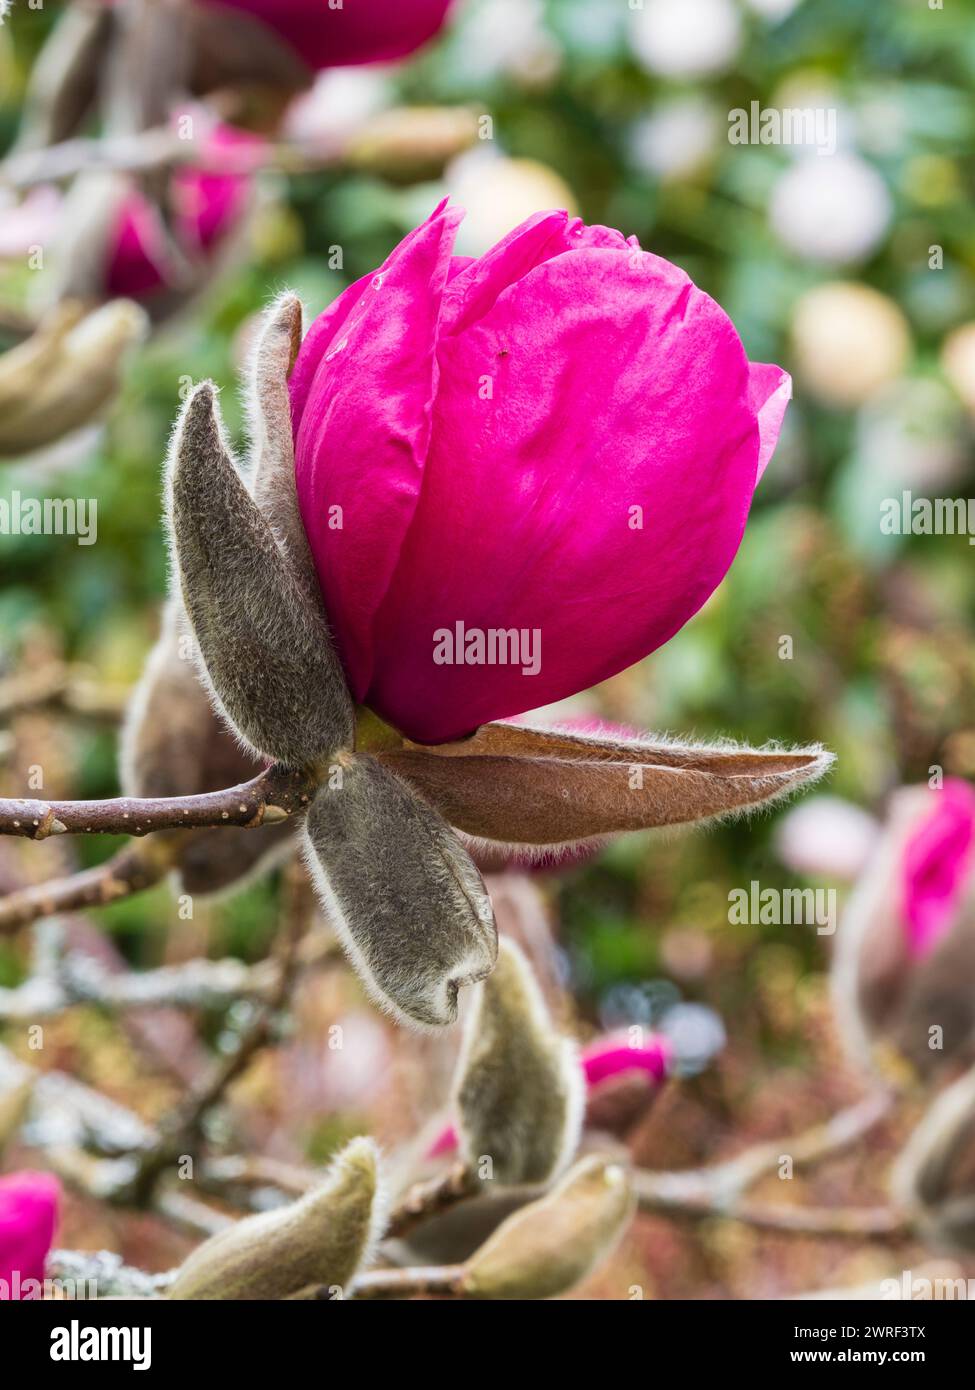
[
  {"left": 460, "top": 1155, "right": 634, "bottom": 1300},
  {"left": 120, "top": 600, "right": 295, "bottom": 896},
  {"left": 832, "top": 780, "right": 975, "bottom": 1082},
  {"left": 303, "top": 755, "right": 497, "bottom": 1030},
  {"left": 454, "top": 938, "right": 583, "bottom": 1186},
  {"left": 166, "top": 382, "right": 354, "bottom": 767},
  {"left": 168, "top": 1137, "right": 384, "bottom": 1300},
  {"left": 892, "top": 1066, "right": 975, "bottom": 1253},
  {"left": 0, "top": 300, "right": 147, "bottom": 458}
]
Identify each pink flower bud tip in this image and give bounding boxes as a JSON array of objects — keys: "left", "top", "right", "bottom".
[
  {"left": 0, "top": 1171, "right": 60, "bottom": 1299},
  {"left": 901, "top": 778, "right": 975, "bottom": 960}
]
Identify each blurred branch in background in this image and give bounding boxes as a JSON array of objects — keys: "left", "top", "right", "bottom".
[{"left": 0, "top": 107, "right": 481, "bottom": 193}]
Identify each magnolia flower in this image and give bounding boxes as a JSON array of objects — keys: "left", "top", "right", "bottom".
[
  {"left": 48, "top": 118, "right": 263, "bottom": 323},
  {"left": 290, "top": 200, "right": 793, "bottom": 743},
  {"left": 198, "top": 0, "right": 453, "bottom": 72},
  {"left": 446, "top": 151, "right": 578, "bottom": 258},
  {"left": 833, "top": 779, "right": 975, "bottom": 1082},
  {"left": 152, "top": 203, "right": 832, "bottom": 1029},
  {"left": 104, "top": 124, "right": 262, "bottom": 310},
  {"left": 82, "top": 1, "right": 454, "bottom": 107},
  {"left": 0, "top": 1171, "right": 60, "bottom": 1300}
]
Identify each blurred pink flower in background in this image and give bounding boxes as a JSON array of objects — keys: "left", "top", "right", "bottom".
[
  {"left": 291, "top": 200, "right": 791, "bottom": 743},
  {"left": 0, "top": 1171, "right": 60, "bottom": 1300},
  {"left": 105, "top": 123, "right": 262, "bottom": 303},
  {"left": 902, "top": 779, "right": 975, "bottom": 959},
  {"left": 202, "top": 0, "right": 453, "bottom": 70},
  {"left": 833, "top": 779, "right": 975, "bottom": 1080},
  {"left": 580, "top": 1034, "right": 671, "bottom": 1088}
]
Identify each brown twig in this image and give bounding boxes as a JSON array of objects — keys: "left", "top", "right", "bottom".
[
  {"left": 0, "top": 761, "right": 315, "bottom": 839},
  {"left": 0, "top": 106, "right": 479, "bottom": 192},
  {"left": 645, "top": 1091, "right": 893, "bottom": 1206},
  {"left": 633, "top": 1090, "right": 900, "bottom": 1238},
  {"left": 633, "top": 1171, "right": 909, "bottom": 1239},
  {"left": 0, "top": 944, "right": 286, "bottom": 1019},
  {"left": 386, "top": 1162, "right": 477, "bottom": 1240}
]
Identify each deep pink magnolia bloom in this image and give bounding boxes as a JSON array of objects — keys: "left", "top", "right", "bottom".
[
  {"left": 427, "top": 1033, "right": 671, "bottom": 1157},
  {"left": 201, "top": 0, "right": 453, "bottom": 70},
  {"left": 901, "top": 779, "right": 975, "bottom": 959},
  {"left": 291, "top": 201, "right": 791, "bottom": 743},
  {"left": 105, "top": 124, "right": 261, "bottom": 302},
  {"left": 0, "top": 1171, "right": 60, "bottom": 1300}
]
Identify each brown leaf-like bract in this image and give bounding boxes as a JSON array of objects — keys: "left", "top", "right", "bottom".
[{"left": 380, "top": 721, "right": 834, "bottom": 853}]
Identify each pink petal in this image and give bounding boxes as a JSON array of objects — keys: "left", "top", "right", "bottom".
[
  {"left": 748, "top": 362, "right": 792, "bottom": 481},
  {"left": 901, "top": 778, "right": 975, "bottom": 958},
  {"left": 367, "top": 243, "right": 763, "bottom": 742},
  {"left": 292, "top": 199, "right": 463, "bottom": 697},
  {"left": 0, "top": 1171, "right": 60, "bottom": 1299},
  {"left": 441, "top": 210, "right": 631, "bottom": 336}
]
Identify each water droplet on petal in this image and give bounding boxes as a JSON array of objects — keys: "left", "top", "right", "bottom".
[
  {"left": 372, "top": 275, "right": 384, "bottom": 291},
  {"left": 325, "top": 337, "right": 348, "bottom": 362}
]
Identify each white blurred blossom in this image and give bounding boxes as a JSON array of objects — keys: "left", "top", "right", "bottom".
[
  {"left": 283, "top": 68, "right": 391, "bottom": 153},
  {"left": 630, "top": 0, "right": 742, "bottom": 80},
  {"left": 457, "top": 0, "right": 561, "bottom": 86},
  {"left": 775, "top": 796, "right": 880, "bottom": 882},
  {"left": 629, "top": 97, "right": 719, "bottom": 180},
  {"left": 856, "top": 378, "right": 966, "bottom": 496},
  {"left": 660, "top": 1004, "right": 726, "bottom": 1077},
  {"left": 770, "top": 152, "right": 892, "bottom": 264}
]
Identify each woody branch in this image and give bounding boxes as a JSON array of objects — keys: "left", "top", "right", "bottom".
[{"left": 0, "top": 762, "right": 316, "bottom": 840}]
